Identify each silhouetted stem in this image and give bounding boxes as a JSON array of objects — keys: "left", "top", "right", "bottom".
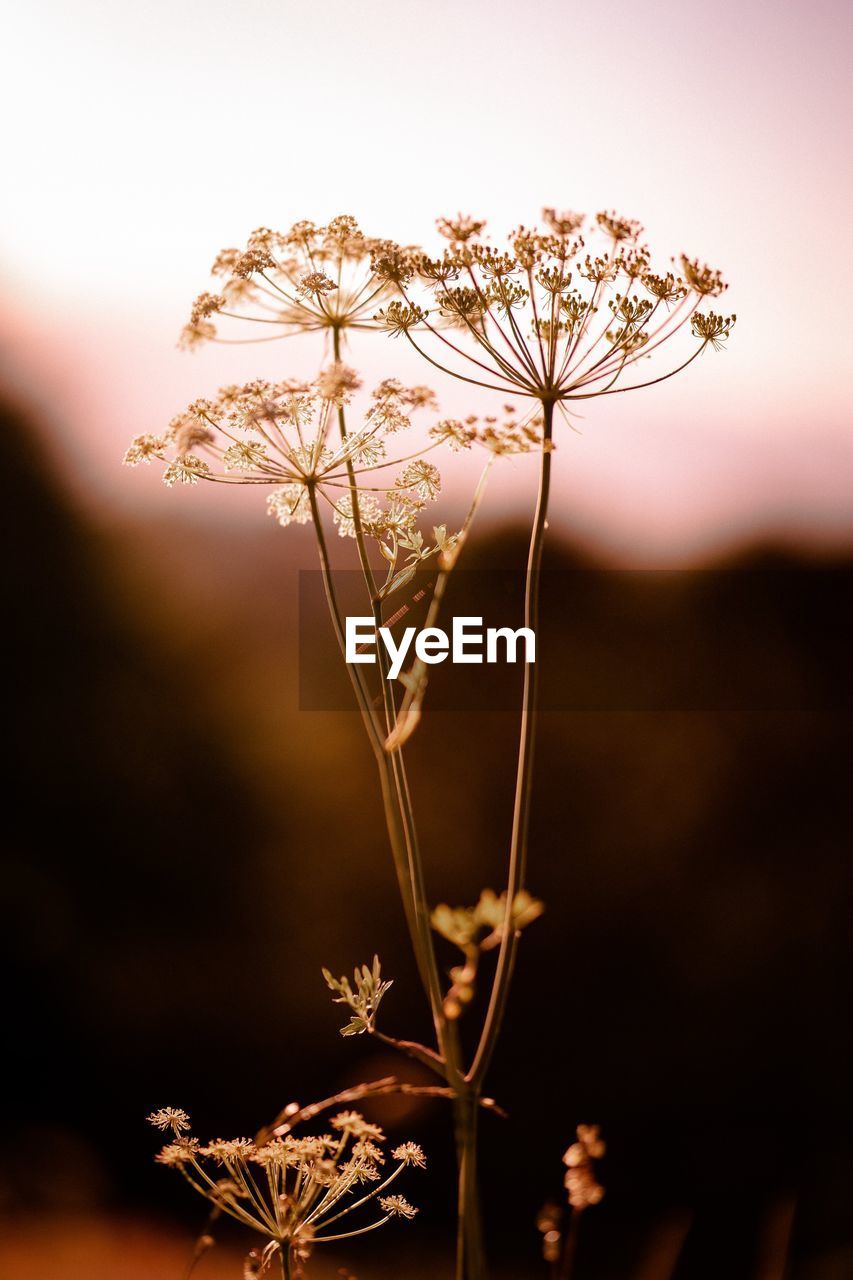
[
  {"left": 306, "top": 486, "right": 463, "bottom": 1078},
  {"left": 310, "top": 352, "right": 498, "bottom": 1276},
  {"left": 330, "top": 327, "right": 452, "bottom": 1063},
  {"left": 306, "top": 484, "right": 426, "bottom": 970},
  {"left": 455, "top": 1090, "right": 485, "bottom": 1280},
  {"left": 470, "top": 399, "right": 554, "bottom": 1087}
]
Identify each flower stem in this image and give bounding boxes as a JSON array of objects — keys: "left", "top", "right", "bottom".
[
  {"left": 308, "top": 346, "right": 503, "bottom": 1276},
  {"left": 469, "top": 399, "right": 554, "bottom": 1088},
  {"left": 371, "top": 593, "right": 457, "bottom": 1057},
  {"left": 329, "top": 331, "right": 435, "bottom": 1009},
  {"left": 306, "top": 483, "right": 428, "bottom": 977},
  {"left": 455, "top": 1089, "right": 485, "bottom": 1280},
  {"left": 305, "top": 480, "right": 463, "bottom": 1080},
  {"left": 324, "top": 337, "right": 458, "bottom": 1072}
]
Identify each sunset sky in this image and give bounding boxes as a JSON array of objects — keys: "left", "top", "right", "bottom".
[{"left": 3, "top": 0, "right": 851, "bottom": 562}]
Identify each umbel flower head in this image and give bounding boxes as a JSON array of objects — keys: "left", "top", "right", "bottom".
[
  {"left": 124, "top": 372, "right": 548, "bottom": 597},
  {"left": 125, "top": 373, "right": 437, "bottom": 517},
  {"left": 373, "top": 207, "right": 735, "bottom": 414},
  {"left": 148, "top": 1106, "right": 426, "bottom": 1275},
  {"left": 179, "top": 215, "right": 419, "bottom": 350}
]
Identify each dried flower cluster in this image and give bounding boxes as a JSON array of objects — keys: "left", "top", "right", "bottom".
[
  {"left": 148, "top": 1107, "right": 425, "bottom": 1277},
  {"left": 179, "top": 215, "right": 414, "bottom": 350},
  {"left": 124, "top": 375, "right": 546, "bottom": 601},
  {"left": 370, "top": 208, "right": 734, "bottom": 409}
]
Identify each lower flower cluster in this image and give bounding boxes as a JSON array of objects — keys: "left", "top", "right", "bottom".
[{"left": 148, "top": 1106, "right": 425, "bottom": 1276}]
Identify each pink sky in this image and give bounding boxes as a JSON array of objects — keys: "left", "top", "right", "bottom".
[{"left": 3, "top": 0, "right": 852, "bottom": 564}]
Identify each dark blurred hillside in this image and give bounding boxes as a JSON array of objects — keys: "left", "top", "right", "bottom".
[
  {"left": 2, "top": 392, "right": 851, "bottom": 1278},
  {"left": 1, "top": 395, "right": 286, "bottom": 1210}
]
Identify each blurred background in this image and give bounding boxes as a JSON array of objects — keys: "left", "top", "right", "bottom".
[{"left": 2, "top": 0, "right": 852, "bottom": 1277}]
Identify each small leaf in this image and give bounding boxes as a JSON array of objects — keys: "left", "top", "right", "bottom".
[
  {"left": 323, "top": 956, "right": 393, "bottom": 1035},
  {"left": 341, "top": 1017, "right": 367, "bottom": 1037},
  {"left": 399, "top": 530, "right": 424, "bottom": 553},
  {"left": 379, "top": 565, "right": 417, "bottom": 599}
]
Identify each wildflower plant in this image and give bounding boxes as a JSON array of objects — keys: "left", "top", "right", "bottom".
[
  {"left": 130, "top": 208, "right": 734, "bottom": 1280},
  {"left": 368, "top": 213, "right": 736, "bottom": 1262}
]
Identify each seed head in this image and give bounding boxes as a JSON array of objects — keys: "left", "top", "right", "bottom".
[
  {"left": 436, "top": 214, "right": 486, "bottom": 243},
  {"left": 392, "top": 1142, "right": 427, "bottom": 1168},
  {"left": 380, "top": 1195, "right": 418, "bottom": 1219},
  {"left": 316, "top": 362, "right": 363, "bottom": 402},
  {"left": 680, "top": 255, "right": 728, "bottom": 296},
  {"left": 375, "top": 301, "right": 428, "bottom": 334},
  {"left": 596, "top": 210, "right": 643, "bottom": 242},
  {"left": 148, "top": 1107, "right": 191, "bottom": 1133},
  {"left": 691, "top": 310, "right": 737, "bottom": 349},
  {"left": 297, "top": 270, "right": 337, "bottom": 299},
  {"left": 542, "top": 207, "right": 585, "bottom": 237}
]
